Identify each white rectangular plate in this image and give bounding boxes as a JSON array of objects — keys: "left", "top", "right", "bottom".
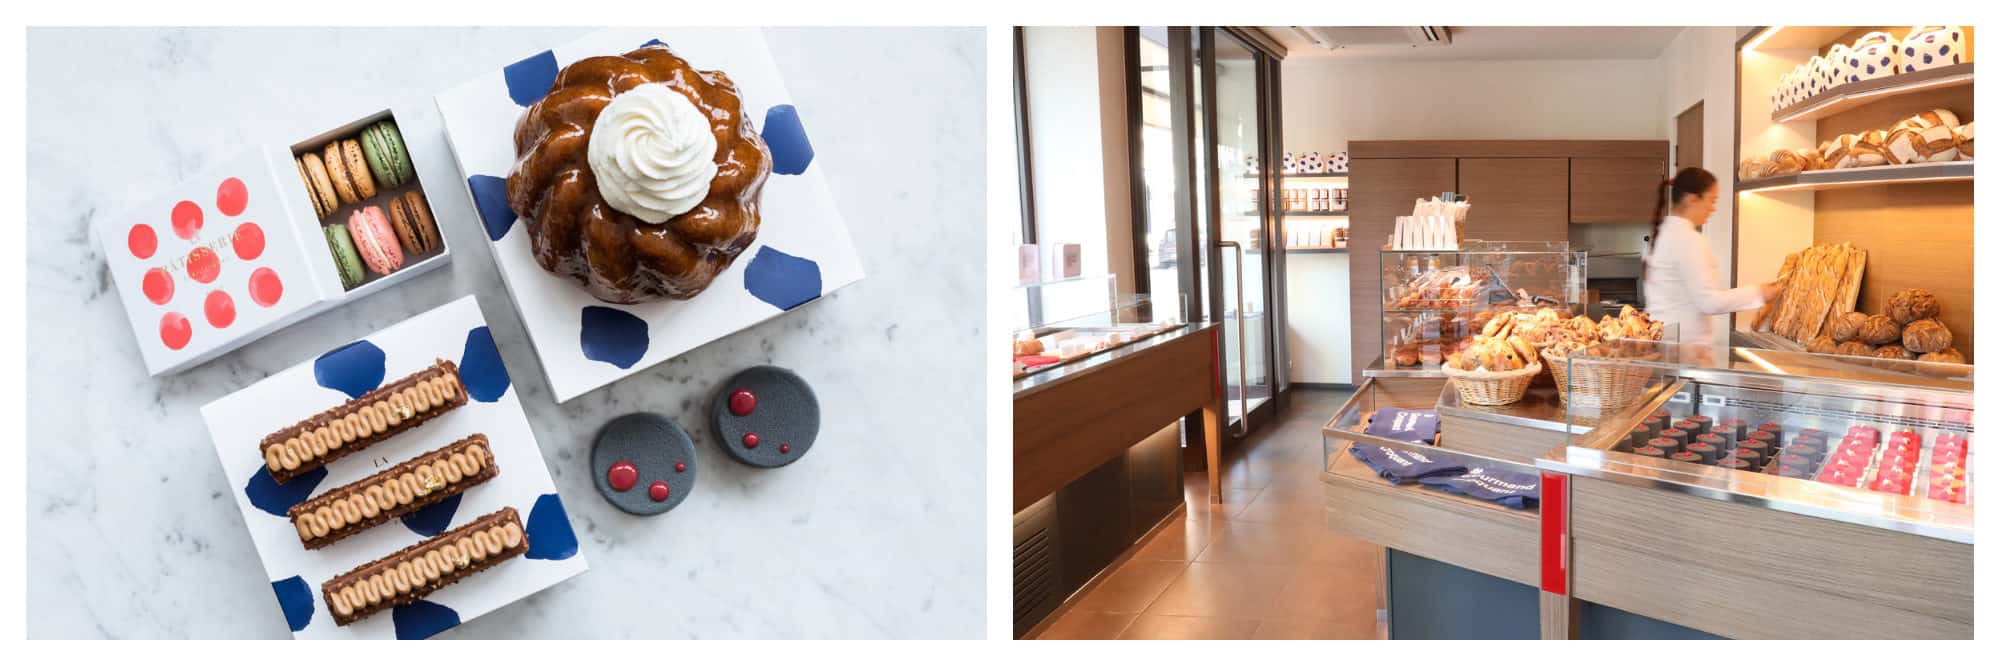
[{"left": 200, "top": 295, "right": 588, "bottom": 639}]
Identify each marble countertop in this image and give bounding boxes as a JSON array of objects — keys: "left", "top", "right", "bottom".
[{"left": 27, "top": 27, "right": 985, "bottom": 639}]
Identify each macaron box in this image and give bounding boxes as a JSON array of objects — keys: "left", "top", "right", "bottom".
[{"left": 95, "top": 109, "right": 453, "bottom": 376}]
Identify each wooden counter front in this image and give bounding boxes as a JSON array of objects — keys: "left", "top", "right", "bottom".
[
  {"left": 1014, "top": 324, "right": 1222, "bottom": 512},
  {"left": 1563, "top": 476, "right": 1973, "bottom": 639},
  {"left": 1323, "top": 443, "right": 1541, "bottom": 586}
]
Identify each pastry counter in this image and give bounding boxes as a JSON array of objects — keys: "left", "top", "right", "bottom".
[
  {"left": 1012, "top": 321, "right": 1223, "bottom": 636},
  {"left": 1536, "top": 342, "right": 1973, "bottom": 639}
]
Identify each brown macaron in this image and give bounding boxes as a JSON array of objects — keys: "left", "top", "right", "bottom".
[
  {"left": 322, "top": 142, "right": 359, "bottom": 205},
  {"left": 297, "top": 154, "right": 339, "bottom": 219},
  {"left": 388, "top": 190, "right": 442, "bottom": 256},
  {"left": 338, "top": 139, "right": 377, "bottom": 200}
]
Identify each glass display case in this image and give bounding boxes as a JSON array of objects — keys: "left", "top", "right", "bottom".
[
  {"left": 1549, "top": 340, "right": 1972, "bottom": 541},
  {"left": 1011, "top": 275, "right": 1185, "bottom": 379},
  {"left": 1379, "top": 241, "right": 1587, "bottom": 370}
]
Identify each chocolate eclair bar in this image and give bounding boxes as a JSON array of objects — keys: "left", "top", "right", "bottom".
[
  {"left": 323, "top": 507, "right": 528, "bottom": 626},
  {"left": 289, "top": 435, "right": 499, "bottom": 549},
  {"left": 260, "top": 359, "right": 467, "bottom": 483}
]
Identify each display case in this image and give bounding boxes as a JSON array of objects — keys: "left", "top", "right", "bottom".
[
  {"left": 1379, "top": 241, "right": 1586, "bottom": 370},
  {"left": 1552, "top": 340, "right": 1972, "bottom": 540},
  {"left": 1010, "top": 275, "right": 1184, "bottom": 379}
]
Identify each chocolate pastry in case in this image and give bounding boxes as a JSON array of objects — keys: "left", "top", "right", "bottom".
[
  {"left": 322, "top": 507, "right": 528, "bottom": 626},
  {"left": 259, "top": 360, "right": 467, "bottom": 484},
  {"left": 507, "top": 44, "right": 772, "bottom": 304},
  {"left": 288, "top": 435, "right": 498, "bottom": 549}
]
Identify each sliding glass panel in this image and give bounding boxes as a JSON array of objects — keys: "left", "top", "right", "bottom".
[{"left": 1213, "top": 30, "right": 1270, "bottom": 424}]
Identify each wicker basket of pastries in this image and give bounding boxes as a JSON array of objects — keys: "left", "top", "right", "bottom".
[
  {"left": 1442, "top": 331, "right": 1540, "bottom": 407},
  {"left": 1541, "top": 306, "right": 1663, "bottom": 413}
]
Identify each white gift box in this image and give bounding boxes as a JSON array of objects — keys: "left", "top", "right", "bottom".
[
  {"left": 1902, "top": 26, "right": 1966, "bottom": 73},
  {"left": 95, "top": 109, "right": 455, "bottom": 376},
  {"left": 1846, "top": 31, "right": 1901, "bottom": 83},
  {"left": 199, "top": 295, "right": 587, "bottom": 639},
  {"left": 1017, "top": 244, "right": 1041, "bottom": 285},
  {"left": 434, "top": 28, "right": 865, "bottom": 403},
  {"left": 1042, "top": 243, "right": 1083, "bottom": 279}
]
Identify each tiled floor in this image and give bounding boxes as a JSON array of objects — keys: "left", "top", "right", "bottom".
[{"left": 1033, "top": 389, "right": 1388, "bottom": 640}]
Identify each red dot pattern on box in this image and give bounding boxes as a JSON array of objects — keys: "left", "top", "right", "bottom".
[{"left": 130, "top": 177, "right": 285, "bottom": 351}]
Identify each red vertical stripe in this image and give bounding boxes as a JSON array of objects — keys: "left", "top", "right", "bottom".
[{"left": 1540, "top": 471, "right": 1569, "bottom": 595}]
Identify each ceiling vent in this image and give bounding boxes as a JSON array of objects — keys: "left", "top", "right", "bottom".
[{"left": 1289, "top": 26, "right": 1453, "bottom": 51}]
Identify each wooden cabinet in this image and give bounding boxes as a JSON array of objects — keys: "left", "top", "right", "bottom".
[
  {"left": 1455, "top": 158, "right": 1569, "bottom": 240},
  {"left": 1571, "top": 157, "right": 1666, "bottom": 224},
  {"left": 1346, "top": 157, "right": 1457, "bottom": 384}
]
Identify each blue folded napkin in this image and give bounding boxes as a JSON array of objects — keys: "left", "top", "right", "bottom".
[
  {"left": 1419, "top": 467, "right": 1542, "bottom": 509},
  {"left": 1346, "top": 444, "right": 1466, "bottom": 485},
  {"left": 1363, "top": 407, "right": 1441, "bottom": 445}
]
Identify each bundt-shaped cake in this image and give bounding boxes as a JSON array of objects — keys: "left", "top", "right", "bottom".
[{"left": 508, "top": 44, "right": 771, "bottom": 304}]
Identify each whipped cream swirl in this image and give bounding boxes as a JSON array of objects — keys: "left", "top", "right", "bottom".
[{"left": 588, "top": 83, "right": 719, "bottom": 223}]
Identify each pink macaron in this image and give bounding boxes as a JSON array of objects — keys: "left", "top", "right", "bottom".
[{"left": 347, "top": 205, "right": 404, "bottom": 276}]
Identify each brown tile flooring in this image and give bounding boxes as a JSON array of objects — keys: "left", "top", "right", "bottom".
[{"left": 1034, "top": 389, "right": 1388, "bottom": 640}]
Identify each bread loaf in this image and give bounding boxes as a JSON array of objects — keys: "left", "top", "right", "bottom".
[
  {"left": 1848, "top": 129, "right": 1890, "bottom": 167},
  {"left": 1837, "top": 340, "right": 1876, "bottom": 357},
  {"left": 1902, "top": 319, "right": 1953, "bottom": 353},
  {"left": 1956, "top": 121, "right": 1973, "bottom": 160},
  {"left": 1918, "top": 348, "right": 1966, "bottom": 365},
  {"left": 1807, "top": 336, "right": 1839, "bottom": 354},
  {"left": 1858, "top": 314, "right": 1902, "bottom": 345},
  {"left": 1893, "top": 108, "right": 1961, "bottom": 132},
  {"left": 1915, "top": 124, "right": 1961, "bottom": 162},
  {"left": 1886, "top": 288, "right": 1940, "bottom": 324},
  {"left": 1768, "top": 149, "right": 1808, "bottom": 176},
  {"left": 1832, "top": 132, "right": 1856, "bottom": 167},
  {"left": 1792, "top": 148, "right": 1823, "bottom": 172},
  {"left": 1871, "top": 344, "right": 1916, "bottom": 361},
  {"left": 1828, "top": 311, "right": 1868, "bottom": 342},
  {"left": 1883, "top": 127, "right": 1923, "bottom": 164},
  {"left": 1740, "top": 158, "right": 1773, "bottom": 180}
]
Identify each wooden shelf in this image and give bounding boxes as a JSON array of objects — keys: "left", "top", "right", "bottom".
[
  {"left": 1287, "top": 246, "right": 1348, "bottom": 254},
  {"left": 1772, "top": 63, "right": 1975, "bottom": 123},
  {"left": 1282, "top": 171, "right": 1349, "bottom": 178},
  {"left": 1283, "top": 211, "right": 1349, "bottom": 217},
  {"left": 1738, "top": 161, "right": 1973, "bottom": 193}
]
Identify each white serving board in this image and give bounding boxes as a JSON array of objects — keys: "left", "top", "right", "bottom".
[
  {"left": 200, "top": 295, "right": 587, "bottom": 639},
  {"left": 435, "top": 28, "right": 866, "bottom": 402}
]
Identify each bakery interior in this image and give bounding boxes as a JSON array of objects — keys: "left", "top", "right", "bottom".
[{"left": 1010, "top": 26, "right": 1972, "bottom": 640}]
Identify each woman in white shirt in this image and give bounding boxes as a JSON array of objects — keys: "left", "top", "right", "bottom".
[{"left": 1642, "top": 167, "right": 1783, "bottom": 348}]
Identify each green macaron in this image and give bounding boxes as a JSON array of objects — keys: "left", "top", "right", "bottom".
[
  {"left": 324, "top": 223, "right": 365, "bottom": 290},
  {"left": 359, "top": 120, "right": 415, "bottom": 189}
]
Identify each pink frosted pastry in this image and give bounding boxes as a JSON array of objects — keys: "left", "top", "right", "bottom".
[{"left": 346, "top": 205, "right": 404, "bottom": 276}]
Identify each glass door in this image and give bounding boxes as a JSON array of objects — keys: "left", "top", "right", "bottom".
[
  {"left": 1129, "top": 27, "right": 1286, "bottom": 445},
  {"left": 1207, "top": 29, "right": 1277, "bottom": 433}
]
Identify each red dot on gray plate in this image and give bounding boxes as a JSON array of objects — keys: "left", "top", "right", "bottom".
[
  {"left": 649, "top": 481, "right": 670, "bottom": 502},
  {"left": 608, "top": 460, "right": 638, "bottom": 491},
  {"left": 729, "top": 389, "right": 756, "bottom": 416},
  {"left": 743, "top": 432, "right": 759, "bottom": 449}
]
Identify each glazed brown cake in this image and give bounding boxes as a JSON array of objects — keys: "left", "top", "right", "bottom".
[{"left": 507, "top": 44, "right": 772, "bottom": 304}]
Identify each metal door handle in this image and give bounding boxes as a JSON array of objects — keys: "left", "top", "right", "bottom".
[{"left": 1218, "top": 241, "right": 1249, "bottom": 436}]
